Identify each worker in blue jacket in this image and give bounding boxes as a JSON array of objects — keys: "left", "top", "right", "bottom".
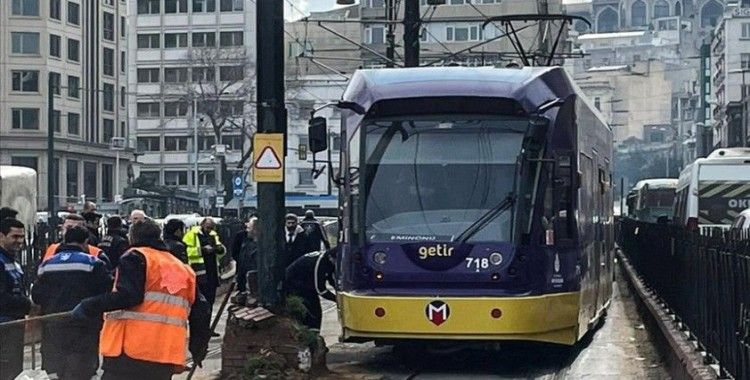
[
  {"left": 0, "top": 218, "right": 31, "bottom": 380},
  {"left": 32, "top": 226, "right": 113, "bottom": 380}
]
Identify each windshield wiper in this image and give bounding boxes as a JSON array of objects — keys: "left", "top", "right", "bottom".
[{"left": 454, "top": 193, "right": 515, "bottom": 244}]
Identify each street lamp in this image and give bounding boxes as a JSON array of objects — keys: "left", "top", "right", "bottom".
[{"left": 110, "top": 137, "right": 126, "bottom": 203}]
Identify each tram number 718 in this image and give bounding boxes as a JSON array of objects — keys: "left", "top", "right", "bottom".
[{"left": 465, "top": 258, "right": 490, "bottom": 272}]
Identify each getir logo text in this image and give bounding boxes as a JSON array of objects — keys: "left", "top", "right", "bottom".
[{"left": 418, "top": 244, "right": 454, "bottom": 260}]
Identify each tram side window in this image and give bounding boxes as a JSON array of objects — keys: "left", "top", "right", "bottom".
[{"left": 552, "top": 153, "right": 575, "bottom": 241}]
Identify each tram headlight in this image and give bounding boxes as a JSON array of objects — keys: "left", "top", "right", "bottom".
[
  {"left": 489, "top": 252, "right": 503, "bottom": 266},
  {"left": 373, "top": 251, "right": 388, "bottom": 265}
]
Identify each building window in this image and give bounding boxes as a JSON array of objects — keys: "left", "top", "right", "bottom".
[
  {"left": 198, "top": 135, "right": 215, "bottom": 151},
  {"left": 631, "top": 0, "right": 647, "bottom": 27},
  {"left": 192, "top": 67, "right": 215, "bottom": 82},
  {"left": 594, "top": 97, "right": 601, "bottom": 111},
  {"left": 120, "top": 51, "right": 126, "bottom": 72},
  {"left": 420, "top": 27, "right": 428, "bottom": 43},
  {"left": 11, "top": 32, "right": 40, "bottom": 54},
  {"left": 331, "top": 133, "right": 341, "bottom": 151},
  {"left": 11, "top": 157, "right": 38, "bottom": 173},
  {"left": 137, "top": 68, "right": 160, "bottom": 83},
  {"left": 219, "top": 66, "right": 244, "bottom": 81},
  {"left": 365, "top": 26, "right": 385, "bottom": 44},
  {"left": 66, "top": 160, "right": 79, "bottom": 199},
  {"left": 50, "top": 34, "right": 61, "bottom": 57},
  {"left": 103, "top": 0, "right": 114, "bottom": 6},
  {"left": 193, "top": 0, "right": 215, "bottom": 12},
  {"left": 165, "top": 33, "right": 188, "bottom": 48},
  {"left": 198, "top": 170, "right": 215, "bottom": 185},
  {"left": 120, "top": 87, "right": 126, "bottom": 107},
  {"left": 103, "top": 12, "right": 115, "bottom": 40},
  {"left": 67, "top": 112, "right": 80, "bottom": 134},
  {"left": 164, "top": 102, "right": 189, "bottom": 116},
  {"left": 102, "top": 164, "right": 113, "bottom": 201},
  {"left": 11, "top": 108, "right": 40, "bottom": 130},
  {"left": 219, "top": 100, "right": 244, "bottom": 115},
  {"left": 742, "top": 54, "right": 750, "bottom": 70},
  {"left": 67, "top": 2, "right": 79, "bottom": 25},
  {"left": 701, "top": 0, "right": 722, "bottom": 28},
  {"left": 165, "top": 136, "right": 189, "bottom": 151},
  {"left": 49, "top": 72, "right": 61, "bottom": 95},
  {"left": 223, "top": 135, "right": 243, "bottom": 150},
  {"left": 364, "top": 0, "right": 385, "bottom": 7},
  {"left": 137, "top": 137, "right": 160, "bottom": 151},
  {"left": 12, "top": 0, "right": 39, "bottom": 16},
  {"left": 139, "top": 171, "right": 159, "bottom": 185},
  {"left": 137, "top": 0, "right": 160, "bottom": 14},
  {"left": 653, "top": 0, "right": 669, "bottom": 19},
  {"left": 11, "top": 70, "right": 39, "bottom": 92},
  {"left": 164, "top": 171, "right": 188, "bottom": 186},
  {"left": 192, "top": 32, "right": 216, "bottom": 47},
  {"left": 137, "top": 34, "right": 160, "bottom": 49},
  {"left": 103, "top": 83, "right": 114, "bottom": 112},
  {"left": 298, "top": 169, "right": 314, "bottom": 186},
  {"left": 743, "top": 23, "right": 750, "bottom": 39},
  {"left": 50, "top": 0, "right": 60, "bottom": 19},
  {"left": 68, "top": 38, "right": 80, "bottom": 62},
  {"left": 219, "top": 31, "right": 243, "bottom": 47},
  {"left": 103, "top": 48, "right": 115, "bottom": 76},
  {"left": 164, "top": 67, "right": 189, "bottom": 82},
  {"left": 445, "top": 25, "right": 481, "bottom": 42},
  {"left": 67, "top": 75, "right": 80, "bottom": 98},
  {"left": 103, "top": 118, "right": 114, "bottom": 143},
  {"left": 120, "top": 16, "right": 126, "bottom": 38},
  {"left": 52, "top": 110, "right": 61, "bottom": 132},
  {"left": 137, "top": 103, "right": 160, "bottom": 117},
  {"left": 120, "top": 121, "right": 126, "bottom": 138},
  {"left": 83, "top": 162, "right": 97, "bottom": 199},
  {"left": 165, "top": 0, "right": 188, "bottom": 13},
  {"left": 219, "top": 0, "right": 243, "bottom": 12}
]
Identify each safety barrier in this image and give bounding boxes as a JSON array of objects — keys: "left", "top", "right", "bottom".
[{"left": 619, "top": 218, "right": 750, "bottom": 379}]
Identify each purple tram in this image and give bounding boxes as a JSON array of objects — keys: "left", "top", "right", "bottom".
[{"left": 309, "top": 66, "right": 614, "bottom": 347}]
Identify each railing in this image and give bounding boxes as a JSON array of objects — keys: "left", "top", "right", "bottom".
[{"left": 619, "top": 218, "right": 750, "bottom": 379}]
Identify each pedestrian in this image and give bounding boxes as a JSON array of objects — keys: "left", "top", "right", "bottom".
[
  {"left": 81, "top": 210, "right": 102, "bottom": 246},
  {"left": 284, "top": 246, "right": 337, "bottom": 331},
  {"left": 183, "top": 217, "right": 226, "bottom": 325},
  {"left": 129, "top": 209, "right": 147, "bottom": 224},
  {"left": 0, "top": 207, "right": 18, "bottom": 220},
  {"left": 232, "top": 217, "right": 258, "bottom": 294},
  {"left": 0, "top": 218, "right": 31, "bottom": 380},
  {"left": 163, "top": 219, "right": 188, "bottom": 264},
  {"left": 32, "top": 226, "right": 113, "bottom": 380},
  {"left": 98, "top": 216, "right": 130, "bottom": 269},
  {"left": 299, "top": 210, "right": 331, "bottom": 254},
  {"left": 43, "top": 214, "right": 110, "bottom": 266},
  {"left": 284, "top": 213, "right": 308, "bottom": 267},
  {"left": 73, "top": 219, "right": 211, "bottom": 380}
]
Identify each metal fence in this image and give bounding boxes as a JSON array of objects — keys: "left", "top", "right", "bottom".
[{"left": 619, "top": 218, "right": 750, "bottom": 379}]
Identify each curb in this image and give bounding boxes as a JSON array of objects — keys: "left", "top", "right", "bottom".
[{"left": 616, "top": 249, "right": 717, "bottom": 380}]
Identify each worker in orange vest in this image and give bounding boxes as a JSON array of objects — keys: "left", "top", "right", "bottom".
[
  {"left": 73, "top": 219, "right": 210, "bottom": 379},
  {"left": 43, "top": 214, "right": 110, "bottom": 266}
]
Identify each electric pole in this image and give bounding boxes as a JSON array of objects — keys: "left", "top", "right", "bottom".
[
  {"left": 537, "top": 0, "right": 549, "bottom": 65},
  {"left": 404, "top": 0, "right": 420, "bottom": 67},
  {"left": 385, "top": 0, "right": 395, "bottom": 68},
  {"left": 256, "top": 0, "right": 287, "bottom": 309},
  {"left": 47, "top": 76, "right": 56, "bottom": 226}
]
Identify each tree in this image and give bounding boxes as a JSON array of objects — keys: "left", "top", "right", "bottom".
[{"left": 166, "top": 47, "right": 256, "bottom": 204}]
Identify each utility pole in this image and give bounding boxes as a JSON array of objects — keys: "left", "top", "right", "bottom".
[
  {"left": 47, "top": 76, "right": 56, "bottom": 226},
  {"left": 537, "top": 0, "right": 549, "bottom": 66},
  {"left": 403, "top": 0, "right": 420, "bottom": 67},
  {"left": 256, "top": 0, "right": 287, "bottom": 309},
  {"left": 385, "top": 0, "right": 395, "bottom": 68}
]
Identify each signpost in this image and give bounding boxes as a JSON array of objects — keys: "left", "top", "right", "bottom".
[
  {"left": 233, "top": 173, "right": 244, "bottom": 197},
  {"left": 252, "top": 134, "right": 284, "bottom": 183}
]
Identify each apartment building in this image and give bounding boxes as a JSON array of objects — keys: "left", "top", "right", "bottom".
[
  {"left": 128, "top": 0, "right": 256, "bottom": 202},
  {"left": 0, "top": 0, "right": 132, "bottom": 210}
]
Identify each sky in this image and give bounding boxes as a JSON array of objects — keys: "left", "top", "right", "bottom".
[{"left": 286, "top": 0, "right": 349, "bottom": 19}]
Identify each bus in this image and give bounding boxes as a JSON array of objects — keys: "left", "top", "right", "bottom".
[
  {"left": 674, "top": 148, "right": 750, "bottom": 231},
  {"left": 308, "top": 66, "right": 614, "bottom": 347},
  {"left": 627, "top": 179, "right": 678, "bottom": 223}
]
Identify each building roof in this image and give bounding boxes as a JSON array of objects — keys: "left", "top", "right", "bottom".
[
  {"left": 587, "top": 65, "right": 630, "bottom": 72},
  {"left": 578, "top": 31, "right": 648, "bottom": 40}
]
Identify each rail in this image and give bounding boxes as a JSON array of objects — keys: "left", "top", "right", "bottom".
[{"left": 619, "top": 217, "right": 750, "bottom": 379}]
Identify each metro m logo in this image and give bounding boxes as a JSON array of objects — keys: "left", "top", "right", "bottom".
[{"left": 425, "top": 300, "right": 450, "bottom": 326}]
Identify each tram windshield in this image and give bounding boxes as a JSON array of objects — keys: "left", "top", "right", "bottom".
[{"left": 363, "top": 115, "right": 528, "bottom": 243}]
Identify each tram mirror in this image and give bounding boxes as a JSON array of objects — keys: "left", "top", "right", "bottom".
[
  {"left": 523, "top": 117, "right": 549, "bottom": 152},
  {"left": 309, "top": 117, "right": 328, "bottom": 153}
]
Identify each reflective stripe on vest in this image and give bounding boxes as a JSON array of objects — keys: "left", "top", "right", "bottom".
[
  {"left": 37, "top": 262, "right": 94, "bottom": 275},
  {"left": 106, "top": 310, "right": 187, "bottom": 328},
  {"left": 4, "top": 263, "right": 19, "bottom": 271},
  {"left": 43, "top": 244, "right": 102, "bottom": 262},
  {"left": 143, "top": 291, "right": 191, "bottom": 310}
]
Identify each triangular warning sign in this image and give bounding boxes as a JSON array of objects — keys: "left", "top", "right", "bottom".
[{"left": 255, "top": 146, "right": 282, "bottom": 169}]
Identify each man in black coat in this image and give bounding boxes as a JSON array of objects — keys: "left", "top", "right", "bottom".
[
  {"left": 284, "top": 247, "right": 337, "bottom": 330},
  {"left": 299, "top": 210, "right": 331, "bottom": 254},
  {"left": 32, "top": 226, "right": 113, "bottom": 380},
  {"left": 98, "top": 216, "right": 130, "bottom": 269},
  {"left": 231, "top": 217, "right": 258, "bottom": 293},
  {"left": 284, "top": 213, "right": 308, "bottom": 268},
  {"left": 0, "top": 218, "right": 31, "bottom": 380},
  {"left": 163, "top": 219, "right": 188, "bottom": 264}
]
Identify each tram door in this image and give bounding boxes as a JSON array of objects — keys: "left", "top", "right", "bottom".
[{"left": 579, "top": 152, "right": 599, "bottom": 323}]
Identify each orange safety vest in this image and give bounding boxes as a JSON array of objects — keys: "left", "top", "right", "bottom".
[
  {"left": 43, "top": 243, "right": 103, "bottom": 262},
  {"left": 100, "top": 247, "right": 196, "bottom": 367}
]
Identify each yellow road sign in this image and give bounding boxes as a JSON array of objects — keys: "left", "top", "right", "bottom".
[{"left": 253, "top": 134, "right": 284, "bottom": 183}]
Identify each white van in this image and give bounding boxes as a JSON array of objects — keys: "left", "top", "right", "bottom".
[
  {"left": 627, "top": 178, "right": 678, "bottom": 223},
  {"left": 674, "top": 148, "right": 750, "bottom": 231}
]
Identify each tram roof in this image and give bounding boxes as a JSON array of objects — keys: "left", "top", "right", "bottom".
[{"left": 342, "top": 66, "right": 574, "bottom": 115}]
